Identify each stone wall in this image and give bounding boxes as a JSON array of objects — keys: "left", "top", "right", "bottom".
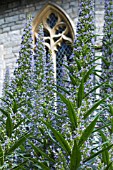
[{"left": 0, "top": 0, "right": 104, "bottom": 96}]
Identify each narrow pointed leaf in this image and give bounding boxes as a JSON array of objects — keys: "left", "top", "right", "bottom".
[
  {"left": 63, "top": 64, "right": 73, "bottom": 73},
  {"left": 5, "top": 91, "right": 14, "bottom": 99},
  {"left": 77, "top": 79, "right": 84, "bottom": 108},
  {"left": 84, "top": 65, "right": 96, "bottom": 83},
  {"left": 0, "top": 97, "right": 9, "bottom": 105},
  {"left": 109, "top": 105, "right": 113, "bottom": 133},
  {"left": 6, "top": 114, "right": 13, "bottom": 138},
  {"left": 30, "top": 158, "right": 50, "bottom": 170},
  {"left": 99, "top": 130, "right": 110, "bottom": 165},
  {"left": 69, "top": 74, "right": 77, "bottom": 86},
  {"left": 78, "top": 116, "right": 99, "bottom": 147},
  {"left": 104, "top": 162, "right": 112, "bottom": 170},
  {"left": 12, "top": 101, "right": 18, "bottom": 113},
  {"left": 11, "top": 161, "right": 27, "bottom": 170},
  {"left": 14, "top": 119, "right": 25, "bottom": 129},
  {"left": 84, "top": 98, "right": 105, "bottom": 119},
  {"left": 84, "top": 144, "right": 113, "bottom": 163},
  {"left": 93, "top": 123, "right": 110, "bottom": 133},
  {"left": 28, "top": 140, "right": 55, "bottom": 163},
  {"left": 0, "top": 108, "right": 9, "bottom": 117},
  {"left": 42, "top": 120, "right": 71, "bottom": 155},
  {"left": 84, "top": 83, "right": 104, "bottom": 98},
  {"left": 94, "top": 72, "right": 104, "bottom": 80},
  {"left": 88, "top": 56, "right": 102, "bottom": 65},
  {"left": 102, "top": 57, "right": 110, "bottom": 67},
  {"left": 6, "top": 132, "right": 31, "bottom": 155},
  {"left": 109, "top": 105, "right": 113, "bottom": 116},
  {"left": 74, "top": 58, "right": 81, "bottom": 71},
  {"left": 56, "top": 91, "right": 77, "bottom": 129},
  {"left": 56, "top": 85, "right": 70, "bottom": 95},
  {"left": 0, "top": 144, "right": 4, "bottom": 166},
  {"left": 70, "top": 139, "right": 81, "bottom": 170}
]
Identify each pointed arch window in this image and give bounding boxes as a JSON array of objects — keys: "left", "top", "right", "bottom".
[{"left": 33, "top": 3, "right": 74, "bottom": 85}]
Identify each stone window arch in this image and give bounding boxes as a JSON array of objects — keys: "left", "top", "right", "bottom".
[{"left": 32, "top": 2, "right": 75, "bottom": 85}]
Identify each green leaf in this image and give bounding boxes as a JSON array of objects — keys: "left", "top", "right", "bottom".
[
  {"left": 84, "top": 65, "right": 96, "bottom": 83},
  {"left": 78, "top": 115, "right": 99, "bottom": 147},
  {"left": 88, "top": 56, "right": 102, "bottom": 65},
  {"left": 69, "top": 74, "right": 77, "bottom": 86},
  {"left": 56, "top": 91, "right": 77, "bottom": 129},
  {"left": 28, "top": 140, "right": 55, "bottom": 163},
  {"left": 11, "top": 161, "right": 27, "bottom": 170},
  {"left": 109, "top": 105, "right": 113, "bottom": 133},
  {"left": 6, "top": 132, "right": 31, "bottom": 155},
  {"left": 55, "top": 85, "right": 70, "bottom": 95},
  {"left": 0, "top": 108, "right": 9, "bottom": 117},
  {"left": 84, "top": 83, "right": 104, "bottom": 98},
  {"left": 70, "top": 139, "right": 81, "bottom": 170},
  {"left": 93, "top": 123, "right": 110, "bottom": 133},
  {"left": 30, "top": 158, "right": 50, "bottom": 170},
  {"left": 104, "top": 162, "right": 112, "bottom": 170},
  {"left": 0, "top": 97, "right": 9, "bottom": 105},
  {"left": 84, "top": 144, "right": 113, "bottom": 163},
  {"left": 42, "top": 120, "right": 71, "bottom": 155},
  {"left": 77, "top": 79, "right": 84, "bottom": 108},
  {"left": 74, "top": 58, "right": 81, "bottom": 71},
  {"left": 14, "top": 119, "right": 25, "bottom": 129},
  {"left": 109, "top": 105, "right": 113, "bottom": 116},
  {"left": 94, "top": 72, "right": 104, "bottom": 80},
  {"left": 84, "top": 98, "right": 105, "bottom": 119},
  {"left": 5, "top": 91, "right": 14, "bottom": 99},
  {"left": 0, "top": 144, "right": 4, "bottom": 166},
  {"left": 6, "top": 114, "right": 13, "bottom": 138},
  {"left": 63, "top": 64, "right": 73, "bottom": 73},
  {"left": 12, "top": 100, "right": 18, "bottom": 113},
  {"left": 99, "top": 130, "right": 110, "bottom": 166}
]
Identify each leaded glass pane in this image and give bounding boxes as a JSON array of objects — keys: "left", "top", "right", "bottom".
[
  {"left": 56, "top": 41, "right": 72, "bottom": 86},
  {"left": 47, "top": 13, "right": 58, "bottom": 28}
]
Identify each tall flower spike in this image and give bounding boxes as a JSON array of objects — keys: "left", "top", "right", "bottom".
[{"left": 2, "top": 66, "right": 10, "bottom": 97}]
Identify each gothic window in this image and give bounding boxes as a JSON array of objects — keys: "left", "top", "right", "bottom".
[{"left": 33, "top": 2, "right": 74, "bottom": 85}]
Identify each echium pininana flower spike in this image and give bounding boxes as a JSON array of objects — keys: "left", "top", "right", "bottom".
[
  {"left": 101, "top": 0, "right": 113, "bottom": 100},
  {"left": 33, "top": 24, "right": 46, "bottom": 111},
  {"left": 1, "top": 66, "right": 12, "bottom": 109},
  {"left": 7, "top": 16, "right": 34, "bottom": 129},
  {"left": 2, "top": 66, "right": 10, "bottom": 97},
  {"left": 72, "top": 0, "right": 95, "bottom": 102},
  {"left": 12, "top": 16, "right": 34, "bottom": 93},
  {"left": 69, "top": 0, "right": 97, "bottom": 167},
  {"left": 99, "top": 1, "right": 113, "bottom": 167}
]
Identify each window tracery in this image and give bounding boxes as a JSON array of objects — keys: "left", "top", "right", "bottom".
[{"left": 33, "top": 3, "right": 74, "bottom": 84}]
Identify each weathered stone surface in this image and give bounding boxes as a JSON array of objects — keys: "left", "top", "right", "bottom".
[
  {"left": 3, "top": 27, "right": 10, "bottom": 33},
  {"left": 0, "top": 19, "right": 4, "bottom": 25},
  {"left": 5, "top": 15, "right": 19, "bottom": 23},
  {"left": 11, "top": 24, "right": 24, "bottom": 31}
]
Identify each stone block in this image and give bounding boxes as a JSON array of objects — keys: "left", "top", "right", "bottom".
[
  {"left": 70, "top": 1, "right": 78, "bottom": 7},
  {"left": 63, "top": 3, "right": 69, "bottom": 10},
  {"left": 3, "top": 27, "right": 10, "bottom": 33},
  {"left": 5, "top": 15, "right": 19, "bottom": 23},
  {"left": 11, "top": 24, "right": 23, "bottom": 31},
  {"left": 66, "top": 8, "right": 73, "bottom": 14},
  {"left": 0, "top": 19, "right": 4, "bottom": 25},
  {"left": 19, "top": 14, "right": 26, "bottom": 20},
  {"left": 0, "top": 33, "right": 8, "bottom": 44},
  {"left": 0, "top": 29, "right": 3, "bottom": 34}
]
